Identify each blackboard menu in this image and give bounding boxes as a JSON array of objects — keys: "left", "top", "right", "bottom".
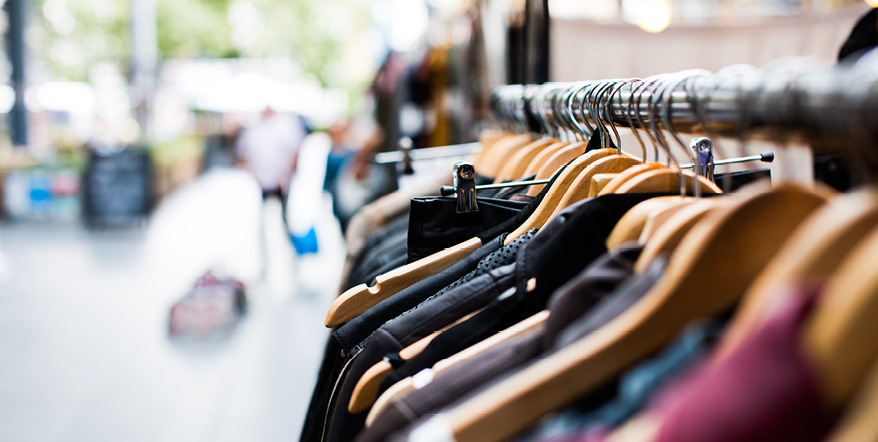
[{"left": 83, "top": 149, "right": 152, "bottom": 227}]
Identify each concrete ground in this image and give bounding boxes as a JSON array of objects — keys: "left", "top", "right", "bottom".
[{"left": 0, "top": 168, "right": 343, "bottom": 442}]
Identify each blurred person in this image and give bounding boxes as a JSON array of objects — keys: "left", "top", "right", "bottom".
[
  {"left": 324, "top": 120, "right": 356, "bottom": 231},
  {"left": 235, "top": 106, "right": 307, "bottom": 228}
]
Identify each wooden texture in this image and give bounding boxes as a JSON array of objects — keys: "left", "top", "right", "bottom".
[
  {"left": 493, "top": 138, "right": 557, "bottom": 184},
  {"left": 615, "top": 169, "right": 722, "bottom": 195},
  {"left": 633, "top": 199, "right": 720, "bottom": 274},
  {"left": 718, "top": 191, "right": 878, "bottom": 361},
  {"left": 366, "top": 311, "right": 549, "bottom": 427},
  {"left": 478, "top": 134, "right": 533, "bottom": 178},
  {"left": 325, "top": 237, "right": 483, "bottom": 327},
  {"left": 547, "top": 155, "right": 642, "bottom": 221},
  {"left": 526, "top": 142, "right": 587, "bottom": 196},
  {"left": 588, "top": 173, "right": 619, "bottom": 198},
  {"left": 605, "top": 196, "right": 686, "bottom": 250},
  {"left": 804, "top": 224, "right": 878, "bottom": 407},
  {"left": 523, "top": 141, "right": 568, "bottom": 177},
  {"left": 444, "top": 185, "right": 826, "bottom": 442},
  {"left": 598, "top": 163, "right": 665, "bottom": 196},
  {"left": 637, "top": 198, "right": 697, "bottom": 243},
  {"left": 348, "top": 309, "right": 483, "bottom": 413},
  {"left": 503, "top": 148, "right": 616, "bottom": 244}
]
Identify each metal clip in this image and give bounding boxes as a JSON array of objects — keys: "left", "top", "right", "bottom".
[
  {"left": 689, "top": 137, "right": 715, "bottom": 182},
  {"left": 452, "top": 160, "right": 478, "bottom": 214}
]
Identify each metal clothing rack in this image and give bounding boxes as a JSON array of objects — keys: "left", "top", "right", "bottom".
[{"left": 490, "top": 58, "right": 878, "bottom": 160}]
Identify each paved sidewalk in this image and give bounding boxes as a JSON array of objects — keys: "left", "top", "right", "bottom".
[{"left": 0, "top": 169, "right": 343, "bottom": 442}]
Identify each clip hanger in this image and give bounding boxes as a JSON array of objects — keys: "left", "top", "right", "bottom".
[{"left": 453, "top": 161, "right": 479, "bottom": 214}]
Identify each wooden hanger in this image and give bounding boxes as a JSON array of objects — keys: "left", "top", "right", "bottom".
[
  {"left": 605, "top": 196, "right": 687, "bottom": 249},
  {"left": 716, "top": 190, "right": 877, "bottom": 361},
  {"left": 439, "top": 185, "right": 826, "bottom": 442},
  {"left": 471, "top": 129, "right": 511, "bottom": 166},
  {"left": 803, "top": 223, "right": 878, "bottom": 408},
  {"left": 366, "top": 310, "right": 550, "bottom": 426},
  {"left": 477, "top": 133, "right": 533, "bottom": 178},
  {"left": 493, "top": 138, "right": 557, "bottom": 183},
  {"left": 597, "top": 163, "right": 666, "bottom": 196},
  {"left": 326, "top": 133, "right": 551, "bottom": 327},
  {"left": 347, "top": 308, "right": 484, "bottom": 413},
  {"left": 349, "top": 332, "right": 439, "bottom": 413},
  {"left": 522, "top": 141, "right": 569, "bottom": 178},
  {"left": 328, "top": 148, "right": 615, "bottom": 326},
  {"left": 614, "top": 168, "right": 722, "bottom": 194},
  {"left": 633, "top": 198, "right": 721, "bottom": 274},
  {"left": 525, "top": 142, "right": 588, "bottom": 196},
  {"left": 637, "top": 198, "right": 698, "bottom": 244},
  {"left": 326, "top": 237, "right": 483, "bottom": 326},
  {"left": 823, "top": 358, "right": 878, "bottom": 442},
  {"left": 545, "top": 154, "right": 643, "bottom": 221},
  {"left": 588, "top": 173, "right": 619, "bottom": 197},
  {"left": 502, "top": 148, "right": 617, "bottom": 245}
]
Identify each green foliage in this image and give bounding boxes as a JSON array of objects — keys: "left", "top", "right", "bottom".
[
  {"left": 34, "top": 0, "right": 373, "bottom": 87},
  {"left": 33, "top": 0, "right": 131, "bottom": 82}
]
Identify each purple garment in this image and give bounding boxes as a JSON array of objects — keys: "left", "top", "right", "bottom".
[{"left": 652, "top": 291, "right": 833, "bottom": 442}]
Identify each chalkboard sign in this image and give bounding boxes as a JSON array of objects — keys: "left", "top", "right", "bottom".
[{"left": 82, "top": 148, "right": 152, "bottom": 228}]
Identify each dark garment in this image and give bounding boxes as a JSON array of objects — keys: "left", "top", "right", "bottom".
[
  {"left": 407, "top": 196, "right": 528, "bottom": 263},
  {"left": 515, "top": 193, "right": 663, "bottom": 304},
  {"left": 305, "top": 232, "right": 492, "bottom": 442},
  {"left": 332, "top": 263, "right": 520, "bottom": 442},
  {"left": 333, "top": 234, "right": 504, "bottom": 353},
  {"left": 358, "top": 246, "right": 647, "bottom": 442},
  {"left": 491, "top": 174, "right": 538, "bottom": 200},
  {"left": 427, "top": 230, "right": 536, "bottom": 304},
  {"left": 357, "top": 333, "right": 545, "bottom": 442},
  {"left": 713, "top": 168, "right": 771, "bottom": 193},
  {"left": 377, "top": 194, "right": 661, "bottom": 392},
  {"left": 325, "top": 231, "right": 538, "bottom": 442},
  {"left": 367, "top": 245, "right": 655, "bottom": 440},
  {"left": 838, "top": 7, "right": 878, "bottom": 63},
  {"left": 542, "top": 243, "right": 644, "bottom": 346},
  {"left": 299, "top": 337, "right": 347, "bottom": 442},
  {"left": 510, "top": 193, "right": 537, "bottom": 203},
  {"left": 300, "top": 158, "right": 575, "bottom": 442},
  {"left": 554, "top": 256, "right": 668, "bottom": 349},
  {"left": 518, "top": 318, "right": 724, "bottom": 442},
  {"left": 345, "top": 216, "right": 409, "bottom": 290},
  {"left": 332, "top": 158, "right": 577, "bottom": 351},
  {"left": 653, "top": 291, "right": 833, "bottom": 442}
]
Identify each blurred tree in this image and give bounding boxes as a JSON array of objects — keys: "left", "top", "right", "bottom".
[
  {"left": 35, "top": 0, "right": 130, "bottom": 82},
  {"left": 34, "top": 0, "right": 372, "bottom": 87}
]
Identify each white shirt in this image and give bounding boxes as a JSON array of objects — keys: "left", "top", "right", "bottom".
[{"left": 235, "top": 112, "right": 305, "bottom": 191}]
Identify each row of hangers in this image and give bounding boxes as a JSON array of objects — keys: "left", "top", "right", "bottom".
[
  {"left": 332, "top": 54, "right": 878, "bottom": 441},
  {"left": 331, "top": 64, "right": 776, "bottom": 328}
]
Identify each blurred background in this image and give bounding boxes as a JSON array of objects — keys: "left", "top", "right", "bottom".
[{"left": 0, "top": 0, "right": 870, "bottom": 441}]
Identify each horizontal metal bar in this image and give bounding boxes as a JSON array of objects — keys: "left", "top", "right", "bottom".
[
  {"left": 439, "top": 178, "right": 551, "bottom": 196},
  {"left": 491, "top": 64, "right": 878, "bottom": 150},
  {"left": 374, "top": 142, "right": 481, "bottom": 164},
  {"left": 680, "top": 152, "right": 774, "bottom": 169}
]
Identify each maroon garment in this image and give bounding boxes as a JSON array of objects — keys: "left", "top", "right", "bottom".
[{"left": 652, "top": 292, "right": 833, "bottom": 442}]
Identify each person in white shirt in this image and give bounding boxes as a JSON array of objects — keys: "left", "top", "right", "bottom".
[{"left": 235, "top": 106, "right": 306, "bottom": 227}]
